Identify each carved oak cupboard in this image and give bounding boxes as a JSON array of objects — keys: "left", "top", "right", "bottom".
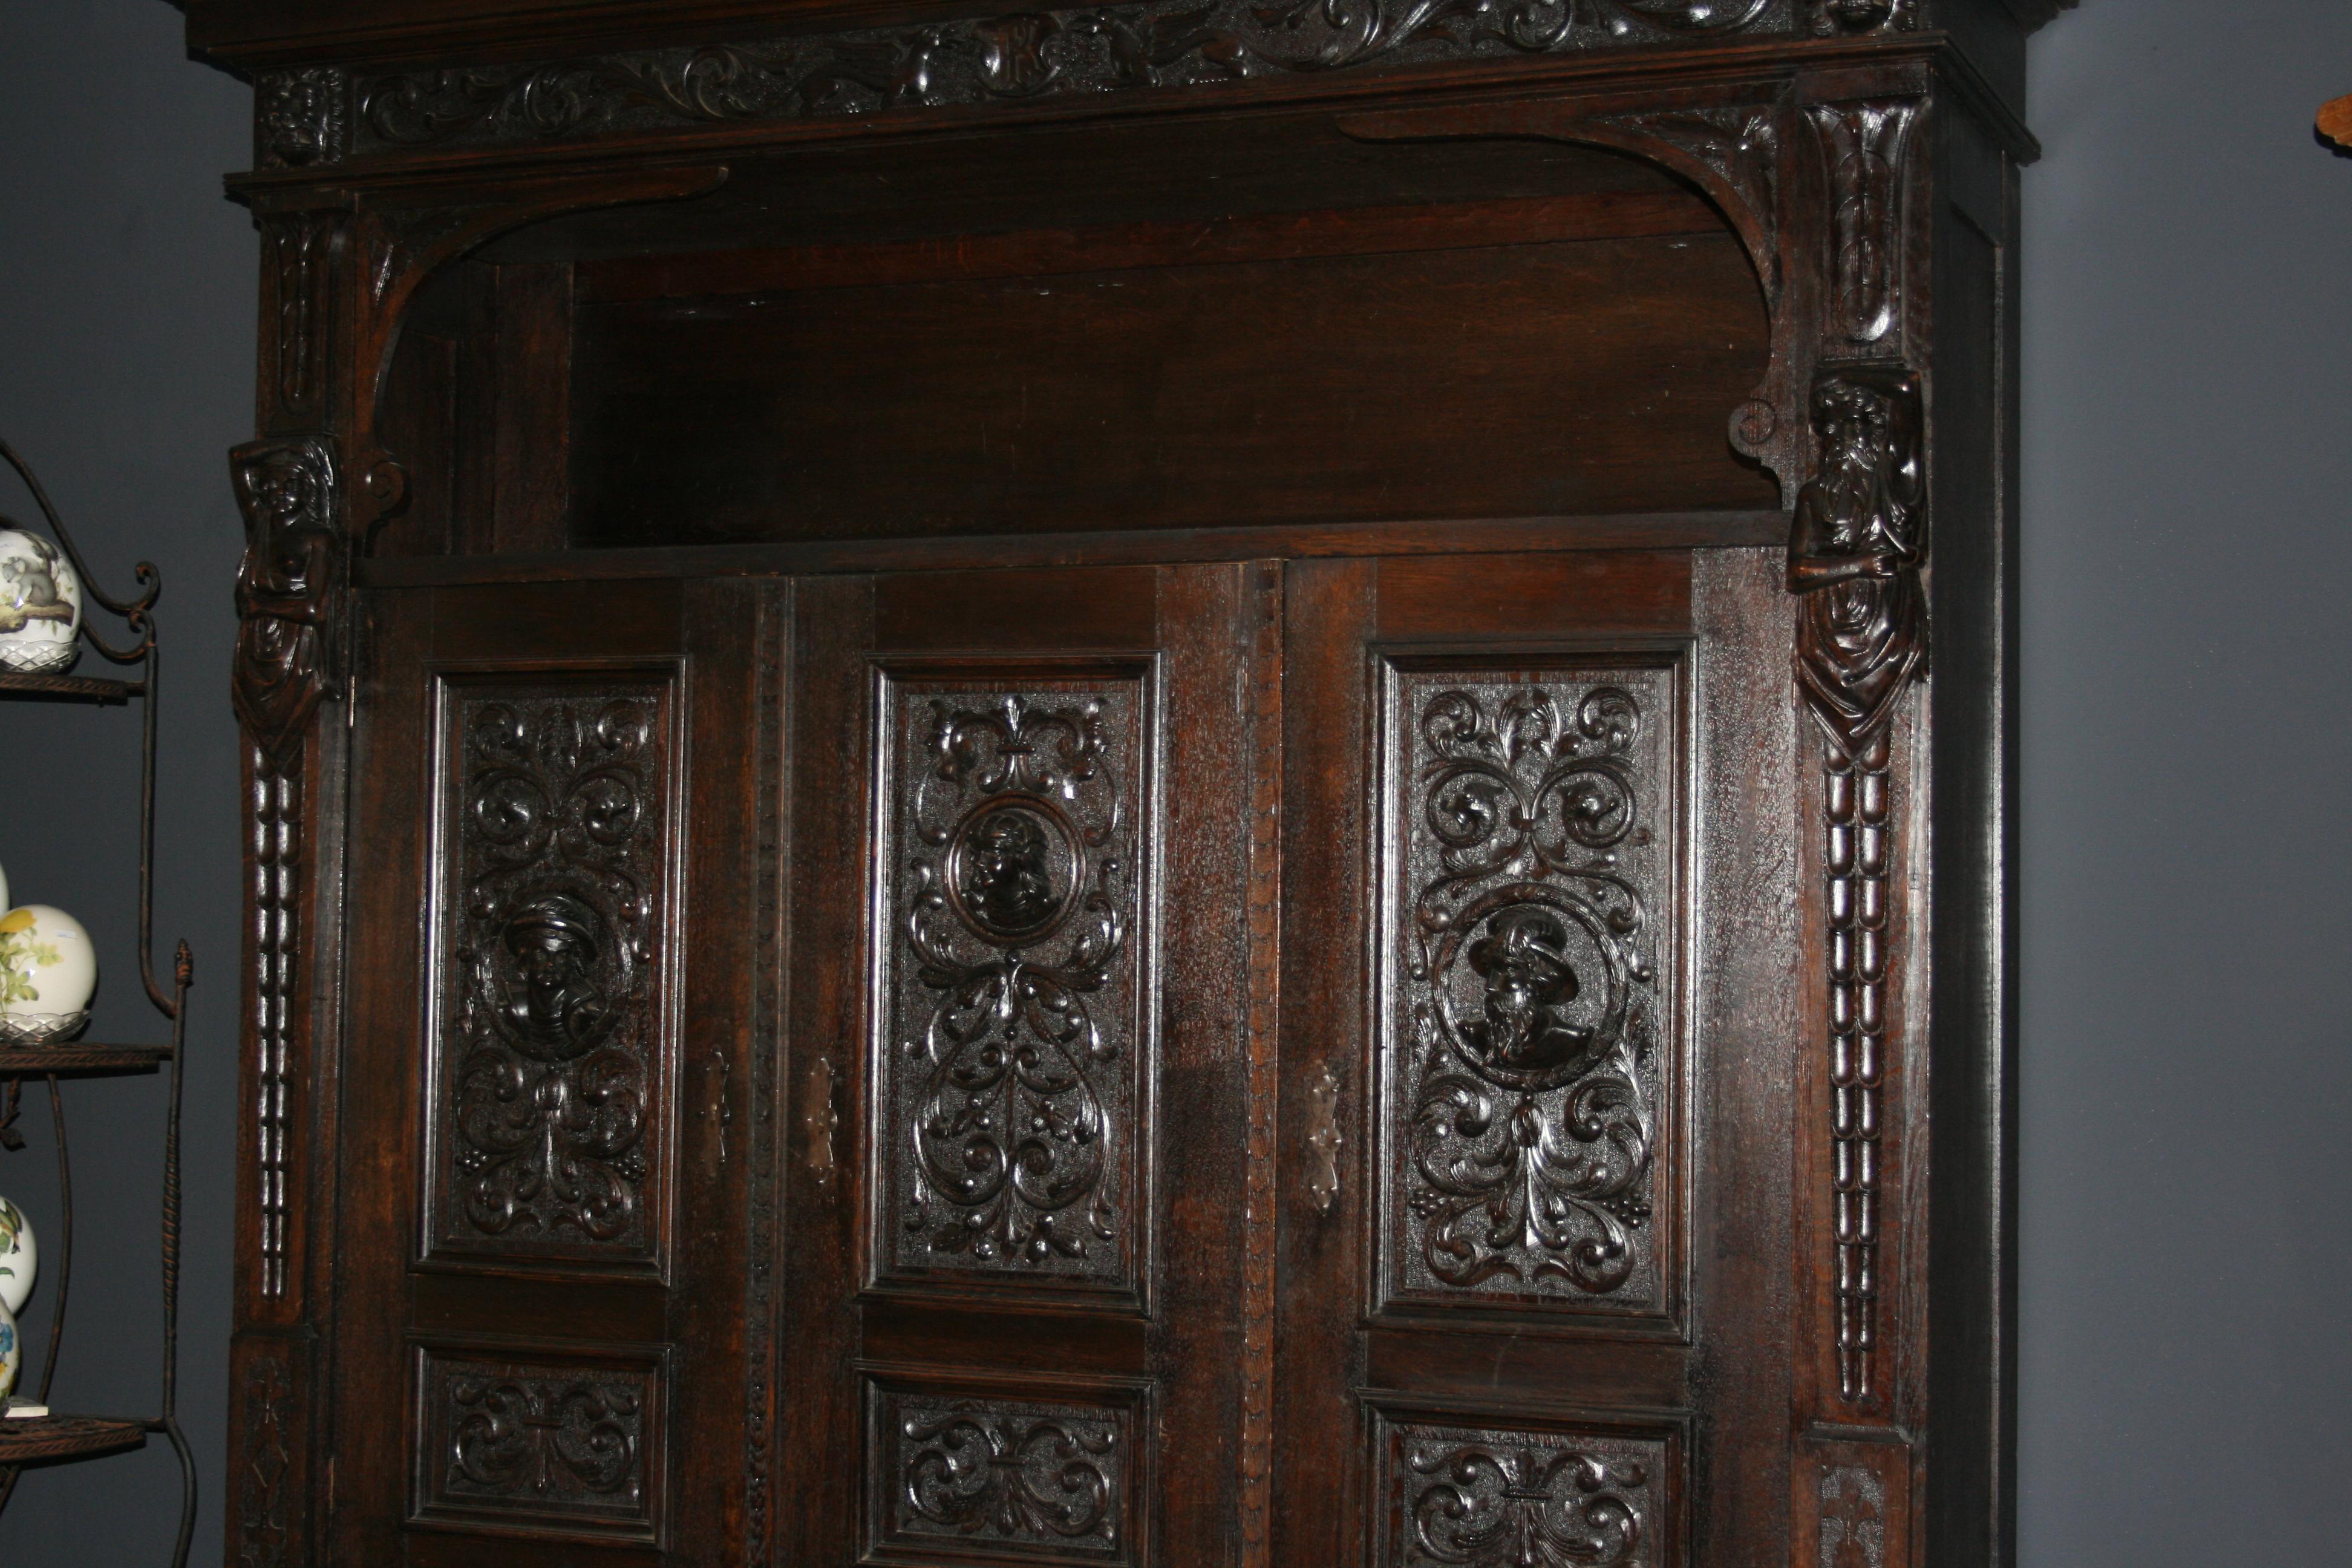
[{"left": 184, "top": 1, "right": 2057, "bottom": 1565}]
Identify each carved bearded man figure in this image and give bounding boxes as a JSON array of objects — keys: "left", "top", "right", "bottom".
[
  {"left": 1458, "top": 907, "right": 1595, "bottom": 1080},
  {"left": 1786, "top": 371, "right": 1928, "bottom": 752}
]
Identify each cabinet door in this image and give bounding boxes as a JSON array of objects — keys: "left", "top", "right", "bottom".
[
  {"left": 332, "top": 578, "right": 773, "bottom": 1565},
  {"left": 1275, "top": 550, "right": 1803, "bottom": 1568},
  {"left": 776, "top": 564, "right": 1269, "bottom": 1567}
]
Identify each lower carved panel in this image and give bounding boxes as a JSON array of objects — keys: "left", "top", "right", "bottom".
[
  {"left": 1797, "top": 1440, "right": 1910, "bottom": 1568},
  {"left": 863, "top": 1373, "right": 1145, "bottom": 1566},
  {"left": 1370, "top": 1403, "right": 1678, "bottom": 1568},
  {"left": 411, "top": 1344, "right": 664, "bottom": 1543}
]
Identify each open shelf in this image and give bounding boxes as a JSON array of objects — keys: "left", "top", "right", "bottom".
[
  {"left": 0, "top": 1045, "right": 172, "bottom": 1078},
  {"left": 0, "top": 670, "right": 139, "bottom": 704},
  {"left": 0, "top": 1415, "right": 148, "bottom": 1466}
]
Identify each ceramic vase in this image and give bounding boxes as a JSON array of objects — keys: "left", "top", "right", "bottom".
[
  {"left": 0, "top": 904, "right": 96, "bottom": 1042},
  {"left": 0, "top": 1194, "right": 32, "bottom": 1318},
  {"left": 0, "top": 528, "right": 81, "bottom": 676},
  {"left": 0, "top": 1295, "right": 16, "bottom": 1405}
]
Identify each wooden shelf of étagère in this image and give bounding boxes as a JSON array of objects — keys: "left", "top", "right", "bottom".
[
  {"left": 0, "top": 1416, "right": 149, "bottom": 1466},
  {"left": 0, "top": 1045, "right": 172, "bottom": 1078},
  {"left": 0, "top": 670, "right": 139, "bottom": 703}
]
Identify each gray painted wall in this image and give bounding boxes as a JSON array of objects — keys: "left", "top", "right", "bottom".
[
  {"left": 0, "top": 3, "right": 250, "bottom": 1564},
  {"left": 0, "top": 0, "right": 2344, "bottom": 1561},
  {"left": 2019, "top": 3, "right": 2352, "bottom": 1563}
]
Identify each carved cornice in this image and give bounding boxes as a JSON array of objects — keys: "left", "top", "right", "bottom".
[{"left": 248, "top": 0, "right": 1937, "bottom": 163}]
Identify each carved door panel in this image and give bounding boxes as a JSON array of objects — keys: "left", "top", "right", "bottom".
[
  {"left": 776, "top": 564, "right": 1268, "bottom": 1568},
  {"left": 1273, "top": 550, "right": 1804, "bottom": 1568},
  {"left": 331, "top": 578, "right": 773, "bottom": 1565}
]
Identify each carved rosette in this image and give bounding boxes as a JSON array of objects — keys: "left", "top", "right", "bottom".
[
  {"left": 350, "top": 0, "right": 1823, "bottom": 155},
  {"left": 1380, "top": 664, "right": 1679, "bottom": 1314},
  {"left": 1373, "top": 1413, "right": 1668, "bottom": 1568},
  {"left": 1786, "top": 363, "right": 1926, "bottom": 1405},
  {"left": 877, "top": 676, "right": 1151, "bottom": 1292},
  {"left": 435, "top": 685, "right": 671, "bottom": 1263}
]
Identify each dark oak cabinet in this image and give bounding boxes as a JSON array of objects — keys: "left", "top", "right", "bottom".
[{"left": 188, "top": 1, "right": 2057, "bottom": 1564}]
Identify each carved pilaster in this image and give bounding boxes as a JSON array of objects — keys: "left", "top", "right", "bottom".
[
  {"left": 232, "top": 436, "right": 344, "bottom": 1310},
  {"left": 1786, "top": 364, "right": 1926, "bottom": 1406}
]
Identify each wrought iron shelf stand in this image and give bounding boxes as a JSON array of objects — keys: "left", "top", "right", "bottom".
[{"left": 0, "top": 438, "right": 195, "bottom": 1567}]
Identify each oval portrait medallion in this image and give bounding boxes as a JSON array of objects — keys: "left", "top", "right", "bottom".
[{"left": 946, "top": 796, "right": 1081, "bottom": 943}]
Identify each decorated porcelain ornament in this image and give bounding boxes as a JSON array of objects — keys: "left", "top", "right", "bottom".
[
  {"left": 0, "top": 1295, "right": 18, "bottom": 1404},
  {"left": 0, "top": 526, "right": 81, "bottom": 675},
  {"left": 0, "top": 904, "right": 96, "bottom": 1021},
  {"left": 0, "top": 1195, "right": 31, "bottom": 1318}
]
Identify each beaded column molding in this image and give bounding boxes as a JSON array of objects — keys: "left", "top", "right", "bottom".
[{"left": 1785, "top": 362, "right": 1926, "bottom": 1403}]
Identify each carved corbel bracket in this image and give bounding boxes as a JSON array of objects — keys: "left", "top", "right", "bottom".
[
  {"left": 350, "top": 165, "right": 729, "bottom": 432},
  {"left": 1340, "top": 93, "right": 1803, "bottom": 495}
]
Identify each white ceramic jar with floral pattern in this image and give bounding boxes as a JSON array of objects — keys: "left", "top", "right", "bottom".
[{"left": 0, "top": 904, "right": 96, "bottom": 1041}]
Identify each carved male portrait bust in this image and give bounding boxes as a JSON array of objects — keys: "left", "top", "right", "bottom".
[
  {"left": 1458, "top": 906, "right": 1596, "bottom": 1080},
  {"left": 958, "top": 805, "right": 1060, "bottom": 939}
]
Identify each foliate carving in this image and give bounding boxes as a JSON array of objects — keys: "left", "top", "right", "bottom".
[
  {"left": 353, "top": 1, "right": 1799, "bottom": 154},
  {"left": 236, "top": 1354, "right": 292, "bottom": 1568},
  {"left": 1789, "top": 365, "right": 1927, "bottom": 754},
  {"left": 1788, "top": 365, "right": 1923, "bottom": 1404},
  {"left": 1382, "top": 667, "right": 1674, "bottom": 1310},
  {"left": 1806, "top": 100, "right": 1920, "bottom": 347},
  {"left": 232, "top": 438, "right": 342, "bottom": 768},
  {"left": 1601, "top": 105, "right": 1783, "bottom": 292},
  {"left": 255, "top": 68, "right": 347, "bottom": 168},
  {"left": 419, "top": 1351, "right": 656, "bottom": 1535},
  {"left": 878, "top": 678, "right": 1149, "bottom": 1290},
  {"left": 882, "top": 1393, "right": 1129, "bottom": 1560},
  {"left": 436, "top": 685, "right": 671, "bottom": 1262},
  {"left": 1375, "top": 1414, "right": 1666, "bottom": 1568},
  {"left": 1820, "top": 1466, "right": 1887, "bottom": 1568}
]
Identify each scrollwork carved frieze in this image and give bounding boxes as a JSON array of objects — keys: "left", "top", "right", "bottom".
[{"left": 346, "top": 0, "right": 1834, "bottom": 157}]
